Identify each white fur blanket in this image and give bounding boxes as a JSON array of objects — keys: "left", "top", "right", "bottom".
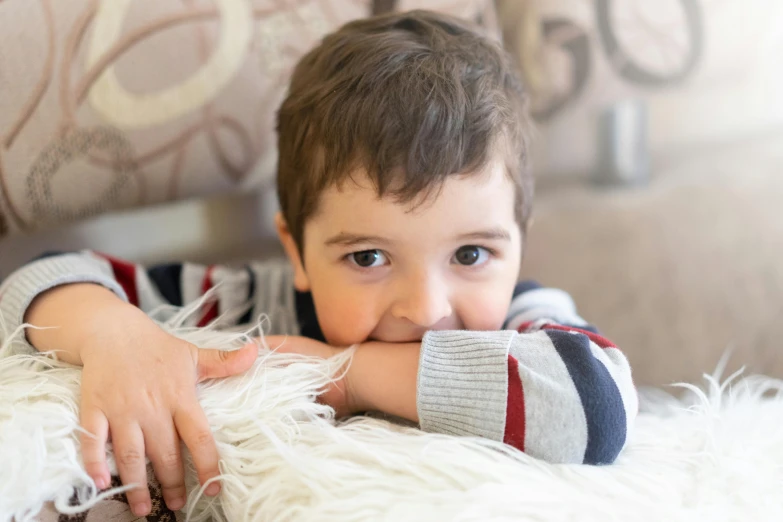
[{"left": 2, "top": 306, "right": 783, "bottom": 522}]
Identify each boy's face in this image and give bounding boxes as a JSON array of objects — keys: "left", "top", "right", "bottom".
[{"left": 276, "top": 159, "right": 523, "bottom": 346}]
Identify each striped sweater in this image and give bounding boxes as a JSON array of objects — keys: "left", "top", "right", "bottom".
[{"left": 0, "top": 250, "right": 637, "bottom": 464}]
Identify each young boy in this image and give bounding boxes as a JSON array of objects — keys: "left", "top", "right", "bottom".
[{"left": 0, "top": 10, "right": 636, "bottom": 518}]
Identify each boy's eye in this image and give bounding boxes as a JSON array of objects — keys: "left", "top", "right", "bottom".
[
  {"left": 349, "top": 249, "right": 387, "bottom": 268},
  {"left": 453, "top": 245, "right": 490, "bottom": 266}
]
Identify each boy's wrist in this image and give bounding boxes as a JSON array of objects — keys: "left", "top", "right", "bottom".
[
  {"left": 78, "top": 303, "right": 159, "bottom": 364},
  {"left": 25, "top": 283, "right": 135, "bottom": 365},
  {"left": 344, "top": 341, "right": 421, "bottom": 422},
  {"left": 342, "top": 351, "right": 364, "bottom": 415}
]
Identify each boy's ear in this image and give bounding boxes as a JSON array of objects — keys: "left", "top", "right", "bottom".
[{"left": 275, "top": 212, "right": 311, "bottom": 292}]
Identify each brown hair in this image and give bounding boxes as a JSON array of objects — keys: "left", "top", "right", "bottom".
[{"left": 276, "top": 9, "right": 533, "bottom": 252}]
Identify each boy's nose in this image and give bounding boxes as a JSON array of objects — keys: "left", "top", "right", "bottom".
[{"left": 391, "top": 275, "right": 453, "bottom": 328}]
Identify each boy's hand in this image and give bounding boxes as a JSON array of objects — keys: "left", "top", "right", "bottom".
[
  {"left": 263, "top": 335, "right": 354, "bottom": 417},
  {"left": 79, "top": 316, "right": 256, "bottom": 515},
  {"left": 26, "top": 284, "right": 257, "bottom": 517}
]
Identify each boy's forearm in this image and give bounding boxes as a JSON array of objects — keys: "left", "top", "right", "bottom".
[
  {"left": 348, "top": 341, "right": 421, "bottom": 423},
  {"left": 25, "top": 283, "right": 136, "bottom": 365}
]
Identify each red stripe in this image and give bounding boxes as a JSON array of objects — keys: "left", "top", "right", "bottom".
[
  {"left": 96, "top": 252, "right": 138, "bottom": 307},
  {"left": 503, "top": 355, "right": 526, "bottom": 451},
  {"left": 197, "top": 265, "right": 218, "bottom": 327},
  {"left": 516, "top": 321, "right": 537, "bottom": 333},
  {"left": 540, "top": 323, "right": 617, "bottom": 349}
]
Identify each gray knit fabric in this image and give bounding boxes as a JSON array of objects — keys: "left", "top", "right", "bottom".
[
  {"left": 0, "top": 255, "right": 302, "bottom": 354},
  {"left": 247, "top": 260, "right": 300, "bottom": 337},
  {"left": 417, "top": 329, "right": 514, "bottom": 441}
]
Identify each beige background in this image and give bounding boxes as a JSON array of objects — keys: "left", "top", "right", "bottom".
[{"left": 498, "top": 0, "right": 783, "bottom": 180}]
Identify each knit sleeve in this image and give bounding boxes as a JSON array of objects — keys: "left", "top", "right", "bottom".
[
  {"left": 416, "top": 284, "right": 637, "bottom": 465},
  {"left": 0, "top": 251, "right": 298, "bottom": 356}
]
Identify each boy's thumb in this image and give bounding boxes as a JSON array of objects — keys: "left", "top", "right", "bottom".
[{"left": 196, "top": 343, "right": 258, "bottom": 382}]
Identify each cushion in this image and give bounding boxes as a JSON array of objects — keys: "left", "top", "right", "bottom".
[{"left": 0, "top": 0, "right": 498, "bottom": 239}]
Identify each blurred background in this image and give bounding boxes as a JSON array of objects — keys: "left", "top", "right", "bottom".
[{"left": 1, "top": 0, "right": 781, "bottom": 386}]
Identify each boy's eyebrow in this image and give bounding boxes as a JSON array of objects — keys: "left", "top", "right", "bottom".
[
  {"left": 325, "top": 228, "right": 512, "bottom": 247},
  {"left": 324, "top": 232, "right": 392, "bottom": 247},
  {"left": 456, "top": 227, "right": 512, "bottom": 242}
]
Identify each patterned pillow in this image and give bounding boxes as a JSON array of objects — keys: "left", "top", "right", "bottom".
[
  {"left": 0, "top": 0, "right": 498, "bottom": 239},
  {"left": 498, "top": 0, "right": 783, "bottom": 180}
]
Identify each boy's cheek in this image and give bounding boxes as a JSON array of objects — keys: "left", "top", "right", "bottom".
[
  {"left": 317, "top": 301, "right": 379, "bottom": 346},
  {"left": 312, "top": 282, "right": 514, "bottom": 343},
  {"left": 457, "top": 295, "right": 510, "bottom": 331}
]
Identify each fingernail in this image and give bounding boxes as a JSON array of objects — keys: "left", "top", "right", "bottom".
[
  {"left": 168, "top": 497, "right": 186, "bottom": 511},
  {"left": 205, "top": 483, "right": 221, "bottom": 496},
  {"left": 95, "top": 477, "right": 108, "bottom": 490},
  {"left": 132, "top": 502, "right": 150, "bottom": 516}
]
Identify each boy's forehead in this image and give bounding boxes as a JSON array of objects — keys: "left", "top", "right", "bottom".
[{"left": 309, "top": 161, "right": 517, "bottom": 237}]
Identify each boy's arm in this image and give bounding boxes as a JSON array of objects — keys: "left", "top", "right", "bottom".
[
  {"left": 1, "top": 250, "right": 260, "bottom": 514},
  {"left": 415, "top": 324, "right": 636, "bottom": 465},
  {"left": 341, "top": 283, "right": 637, "bottom": 465},
  {"left": 0, "top": 250, "right": 294, "bottom": 356}
]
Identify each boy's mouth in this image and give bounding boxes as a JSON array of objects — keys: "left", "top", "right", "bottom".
[{"left": 367, "top": 335, "right": 424, "bottom": 344}]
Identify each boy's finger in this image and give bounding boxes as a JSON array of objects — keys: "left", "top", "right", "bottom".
[
  {"left": 111, "top": 422, "right": 152, "bottom": 517},
  {"left": 79, "top": 406, "right": 110, "bottom": 489},
  {"left": 144, "top": 417, "right": 187, "bottom": 512},
  {"left": 196, "top": 343, "right": 257, "bottom": 382},
  {"left": 174, "top": 399, "right": 221, "bottom": 496}
]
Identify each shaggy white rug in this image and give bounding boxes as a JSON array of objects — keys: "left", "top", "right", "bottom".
[{"left": 1, "top": 305, "right": 783, "bottom": 522}]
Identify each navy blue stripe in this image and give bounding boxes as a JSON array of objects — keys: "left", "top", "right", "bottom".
[
  {"left": 295, "top": 290, "right": 326, "bottom": 342},
  {"left": 238, "top": 265, "right": 256, "bottom": 325},
  {"left": 513, "top": 280, "right": 541, "bottom": 297},
  {"left": 546, "top": 329, "right": 626, "bottom": 465},
  {"left": 147, "top": 264, "right": 183, "bottom": 306}
]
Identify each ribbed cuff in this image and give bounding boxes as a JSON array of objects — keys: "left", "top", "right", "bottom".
[
  {"left": 0, "top": 253, "right": 128, "bottom": 354},
  {"left": 417, "top": 330, "right": 514, "bottom": 442}
]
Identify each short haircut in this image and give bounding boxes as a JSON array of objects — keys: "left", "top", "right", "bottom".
[{"left": 276, "top": 9, "right": 534, "bottom": 253}]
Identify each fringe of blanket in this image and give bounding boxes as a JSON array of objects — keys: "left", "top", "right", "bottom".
[{"left": 2, "top": 302, "right": 783, "bottom": 522}]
